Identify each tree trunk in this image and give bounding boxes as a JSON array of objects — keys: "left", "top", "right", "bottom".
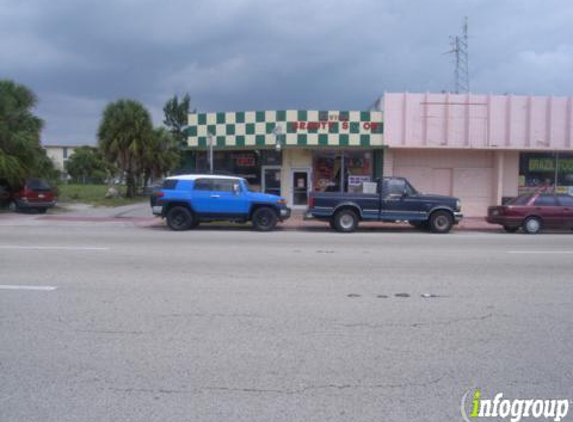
[{"left": 125, "top": 171, "right": 135, "bottom": 198}]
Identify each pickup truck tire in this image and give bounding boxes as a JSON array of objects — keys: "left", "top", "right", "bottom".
[
  {"left": 252, "top": 207, "right": 278, "bottom": 231},
  {"left": 333, "top": 209, "right": 359, "bottom": 233},
  {"left": 166, "top": 206, "right": 195, "bottom": 231},
  {"left": 429, "top": 210, "right": 453, "bottom": 233}
]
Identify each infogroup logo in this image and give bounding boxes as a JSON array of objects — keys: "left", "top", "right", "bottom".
[{"left": 461, "top": 389, "right": 570, "bottom": 422}]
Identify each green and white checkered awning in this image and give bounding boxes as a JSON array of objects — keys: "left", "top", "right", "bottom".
[{"left": 187, "top": 110, "right": 384, "bottom": 149}]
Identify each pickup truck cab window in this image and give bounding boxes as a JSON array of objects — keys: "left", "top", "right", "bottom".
[{"left": 383, "top": 178, "right": 417, "bottom": 197}]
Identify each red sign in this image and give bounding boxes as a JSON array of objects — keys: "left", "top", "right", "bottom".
[{"left": 290, "top": 121, "right": 380, "bottom": 132}]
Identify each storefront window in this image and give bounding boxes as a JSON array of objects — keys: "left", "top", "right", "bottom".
[
  {"left": 312, "top": 150, "right": 372, "bottom": 193},
  {"left": 195, "top": 149, "right": 282, "bottom": 193},
  {"left": 519, "top": 152, "right": 573, "bottom": 195}
]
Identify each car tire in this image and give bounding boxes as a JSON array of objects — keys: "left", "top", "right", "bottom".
[
  {"left": 8, "top": 200, "right": 18, "bottom": 213},
  {"left": 523, "top": 216, "right": 542, "bottom": 234},
  {"left": 503, "top": 225, "right": 519, "bottom": 233},
  {"left": 166, "top": 206, "right": 194, "bottom": 231},
  {"left": 333, "top": 209, "right": 359, "bottom": 233},
  {"left": 429, "top": 210, "right": 453, "bottom": 233},
  {"left": 252, "top": 207, "right": 278, "bottom": 231}
]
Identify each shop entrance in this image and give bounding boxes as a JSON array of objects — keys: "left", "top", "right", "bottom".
[
  {"left": 262, "top": 166, "right": 281, "bottom": 196},
  {"left": 291, "top": 169, "right": 311, "bottom": 207}
]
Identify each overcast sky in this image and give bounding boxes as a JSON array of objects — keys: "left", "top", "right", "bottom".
[{"left": 2, "top": 0, "right": 573, "bottom": 145}]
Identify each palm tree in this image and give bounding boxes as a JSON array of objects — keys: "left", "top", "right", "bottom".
[{"left": 97, "top": 99, "right": 153, "bottom": 197}]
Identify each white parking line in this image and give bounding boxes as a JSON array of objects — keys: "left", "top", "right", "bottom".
[
  {"left": 0, "top": 285, "right": 57, "bottom": 291},
  {"left": 508, "top": 251, "right": 573, "bottom": 254},
  {"left": 0, "top": 246, "right": 109, "bottom": 251}
]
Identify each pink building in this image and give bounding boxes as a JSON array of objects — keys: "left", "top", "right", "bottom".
[{"left": 379, "top": 93, "right": 573, "bottom": 216}]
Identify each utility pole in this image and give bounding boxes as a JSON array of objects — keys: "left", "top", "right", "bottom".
[{"left": 446, "top": 17, "right": 470, "bottom": 93}]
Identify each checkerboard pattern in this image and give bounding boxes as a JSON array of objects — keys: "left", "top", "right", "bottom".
[{"left": 186, "top": 110, "right": 384, "bottom": 148}]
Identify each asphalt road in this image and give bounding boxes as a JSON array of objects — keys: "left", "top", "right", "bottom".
[{"left": 1, "top": 216, "right": 572, "bottom": 422}]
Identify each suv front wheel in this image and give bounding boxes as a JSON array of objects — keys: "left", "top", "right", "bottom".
[
  {"left": 166, "top": 206, "right": 195, "bottom": 231},
  {"left": 252, "top": 207, "right": 278, "bottom": 231}
]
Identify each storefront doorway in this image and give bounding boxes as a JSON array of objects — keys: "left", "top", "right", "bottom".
[
  {"left": 291, "top": 169, "right": 311, "bottom": 207},
  {"left": 262, "top": 166, "right": 281, "bottom": 196}
]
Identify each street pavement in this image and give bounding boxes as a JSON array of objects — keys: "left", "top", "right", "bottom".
[{"left": 0, "top": 208, "right": 572, "bottom": 422}]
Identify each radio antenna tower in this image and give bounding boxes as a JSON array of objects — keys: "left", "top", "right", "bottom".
[{"left": 446, "top": 17, "right": 469, "bottom": 93}]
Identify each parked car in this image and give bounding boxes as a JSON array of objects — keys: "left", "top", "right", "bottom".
[
  {"left": 150, "top": 174, "right": 291, "bottom": 231},
  {"left": 306, "top": 177, "right": 463, "bottom": 233},
  {"left": 486, "top": 192, "right": 573, "bottom": 234},
  {"left": 0, "top": 178, "right": 57, "bottom": 213}
]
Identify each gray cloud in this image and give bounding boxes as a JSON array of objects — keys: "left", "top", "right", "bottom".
[{"left": 1, "top": 0, "right": 572, "bottom": 145}]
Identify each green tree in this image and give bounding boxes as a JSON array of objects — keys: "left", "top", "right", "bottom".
[
  {"left": 163, "top": 93, "right": 191, "bottom": 148},
  {"left": 66, "top": 146, "right": 114, "bottom": 184},
  {"left": 97, "top": 99, "right": 153, "bottom": 197},
  {"left": 0, "top": 79, "right": 56, "bottom": 185},
  {"left": 141, "top": 127, "right": 179, "bottom": 190}
]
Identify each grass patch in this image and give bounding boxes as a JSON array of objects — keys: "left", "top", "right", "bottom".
[{"left": 56, "top": 184, "right": 147, "bottom": 207}]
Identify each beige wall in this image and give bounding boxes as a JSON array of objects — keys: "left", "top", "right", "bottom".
[
  {"left": 281, "top": 148, "right": 312, "bottom": 207},
  {"left": 387, "top": 149, "right": 506, "bottom": 217}
]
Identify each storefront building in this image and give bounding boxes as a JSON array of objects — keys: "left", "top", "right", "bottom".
[
  {"left": 381, "top": 93, "right": 573, "bottom": 216},
  {"left": 185, "top": 110, "right": 384, "bottom": 208}
]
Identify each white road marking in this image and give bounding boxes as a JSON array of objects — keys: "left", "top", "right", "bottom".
[
  {"left": 508, "top": 251, "right": 573, "bottom": 254},
  {"left": 0, "top": 285, "right": 57, "bottom": 291},
  {"left": 0, "top": 246, "right": 109, "bottom": 251}
]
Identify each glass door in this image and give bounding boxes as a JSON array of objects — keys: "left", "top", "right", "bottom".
[
  {"left": 262, "top": 166, "right": 282, "bottom": 196},
  {"left": 291, "top": 169, "right": 310, "bottom": 206}
]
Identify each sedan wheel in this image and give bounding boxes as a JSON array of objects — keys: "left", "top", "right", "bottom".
[{"left": 523, "top": 217, "right": 542, "bottom": 234}]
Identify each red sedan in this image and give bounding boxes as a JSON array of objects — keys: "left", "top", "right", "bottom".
[{"left": 487, "top": 192, "right": 573, "bottom": 234}]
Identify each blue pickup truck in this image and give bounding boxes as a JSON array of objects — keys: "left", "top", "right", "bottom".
[
  {"left": 306, "top": 177, "right": 462, "bottom": 233},
  {"left": 150, "top": 174, "right": 291, "bottom": 231}
]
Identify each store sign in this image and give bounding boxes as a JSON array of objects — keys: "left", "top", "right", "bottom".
[
  {"left": 231, "top": 153, "right": 256, "bottom": 167},
  {"left": 528, "top": 158, "right": 573, "bottom": 172},
  {"left": 291, "top": 121, "right": 381, "bottom": 132}
]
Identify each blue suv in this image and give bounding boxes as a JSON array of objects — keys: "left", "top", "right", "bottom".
[{"left": 151, "top": 175, "right": 291, "bottom": 231}]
